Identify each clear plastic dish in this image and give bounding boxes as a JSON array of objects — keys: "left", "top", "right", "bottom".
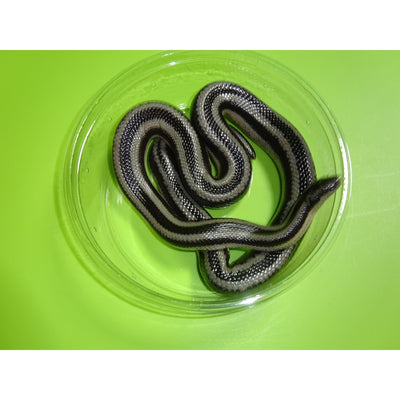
[{"left": 61, "top": 51, "right": 351, "bottom": 317}]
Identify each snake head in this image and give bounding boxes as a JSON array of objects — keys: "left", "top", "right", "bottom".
[{"left": 306, "top": 177, "right": 341, "bottom": 208}]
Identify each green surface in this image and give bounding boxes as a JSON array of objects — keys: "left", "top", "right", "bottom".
[{"left": 0, "top": 50, "right": 399, "bottom": 349}]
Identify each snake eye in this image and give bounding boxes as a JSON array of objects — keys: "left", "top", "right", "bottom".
[
  {"left": 308, "top": 177, "right": 341, "bottom": 206},
  {"left": 309, "top": 191, "right": 322, "bottom": 204}
]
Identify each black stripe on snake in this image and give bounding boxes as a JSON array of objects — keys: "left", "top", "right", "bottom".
[{"left": 112, "top": 81, "right": 340, "bottom": 292}]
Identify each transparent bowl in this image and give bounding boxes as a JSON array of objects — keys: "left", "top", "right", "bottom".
[{"left": 60, "top": 51, "right": 351, "bottom": 317}]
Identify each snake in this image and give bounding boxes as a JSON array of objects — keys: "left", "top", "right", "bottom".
[{"left": 112, "top": 81, "right": 340, "bottom": 292}]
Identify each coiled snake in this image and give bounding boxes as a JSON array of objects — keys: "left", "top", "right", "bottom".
[{"left": 113, "top": 81, "right": 340, "bottom": 292}]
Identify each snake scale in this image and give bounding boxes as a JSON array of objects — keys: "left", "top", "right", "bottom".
[{"left": 113, "top": 81, "right": 340, "bottom": 292}]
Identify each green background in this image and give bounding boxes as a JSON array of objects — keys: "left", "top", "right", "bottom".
[{"left": 0, "top": 51, "right": 399, "bottom": 349}]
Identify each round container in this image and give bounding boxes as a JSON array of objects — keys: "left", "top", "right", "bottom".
[{"left": 61, "top": 51, "right": 351, "bottom": 317}]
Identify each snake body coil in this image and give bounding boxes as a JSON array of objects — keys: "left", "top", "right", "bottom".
[{"left": 113, "top": 82, "right": 340, "bottom": 292}]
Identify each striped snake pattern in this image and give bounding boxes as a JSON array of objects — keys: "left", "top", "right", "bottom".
[{"left": 113, "top": 82, "right": 340, "bottom": 292}]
